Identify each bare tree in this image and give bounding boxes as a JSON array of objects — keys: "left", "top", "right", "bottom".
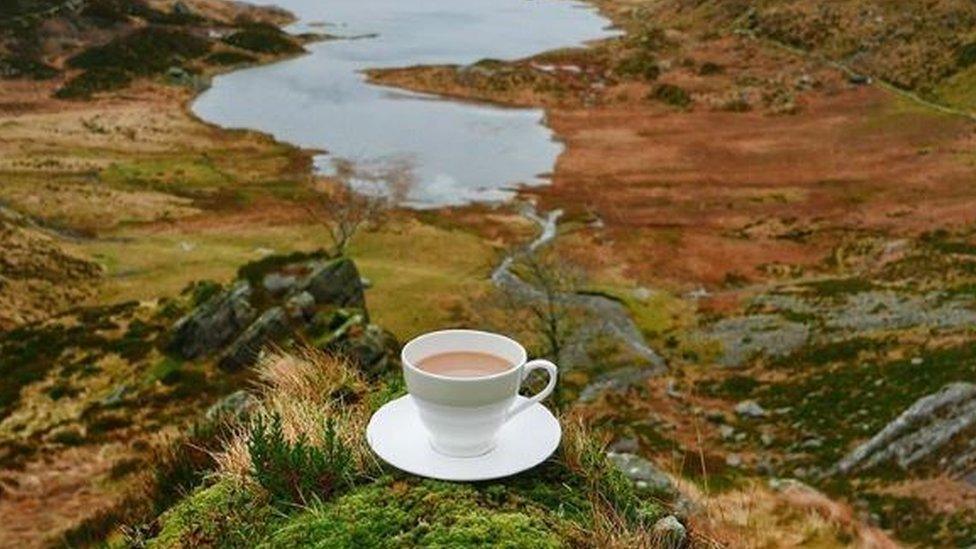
[
  {"left": 306, "top": 156, "right": 415, "bottom": 257},
  {"left": 516, "top": 254, "right": 582, "bottom": 362}
]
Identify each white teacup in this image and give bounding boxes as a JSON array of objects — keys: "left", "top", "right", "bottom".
[{"left": 401, "top": 329, "right": 558, "bottom": 458}]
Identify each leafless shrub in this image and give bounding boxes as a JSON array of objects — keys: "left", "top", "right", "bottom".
[{"left": 306, "top": 156, "right": 415, "bottom": 256}]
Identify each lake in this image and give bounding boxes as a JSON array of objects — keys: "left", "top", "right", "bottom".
[{"left": 192, "top": 0, "right": 615, "bottom": 207}]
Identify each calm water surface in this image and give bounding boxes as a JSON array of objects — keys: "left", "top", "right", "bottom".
[{"left": 192, "top": 0, "right": 615, "bottom": 206}]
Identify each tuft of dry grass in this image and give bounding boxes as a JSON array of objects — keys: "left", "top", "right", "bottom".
[
  {"left": 560, "top": 412, "right": 666, "bottom": 548},
  {"left": 214, "top": 348, "right": 379, "bottom": 480},
  {"left": 683, "top": 478, "right": 897, "bottom": 548}
]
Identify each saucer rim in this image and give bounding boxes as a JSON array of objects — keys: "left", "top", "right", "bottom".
[{"left": 366, "top": 394, "right": 562, "bottom": 482}]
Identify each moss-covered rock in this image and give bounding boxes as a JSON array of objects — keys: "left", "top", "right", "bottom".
[
  {"left": 150, "top": 479, "right": 277, "bottom": 548},
  {"left": 263, "top": 478, "right": 565, "bottom": 548}
]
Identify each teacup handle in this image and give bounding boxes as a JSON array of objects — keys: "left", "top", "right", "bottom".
[{"left": 507, "top": 359, "right": 558, "bottom": 420}]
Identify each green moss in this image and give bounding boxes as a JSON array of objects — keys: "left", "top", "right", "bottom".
[
  {"left": 151, "top": 479, "right": 276, "bottom": 548},
  {"left": 223, "top": 24, "right": 304, "bottom": 55},
  {"left": 264, "top": 478, "right": 565, "bottom": 548}
]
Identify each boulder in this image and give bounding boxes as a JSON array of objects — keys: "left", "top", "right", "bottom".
[
  {"left": 833, "top": 383, "right": 976, "bottom": 478},
  {"left": 167, "top": 281, "right": 256, "bottom": 360},
  {"left": 297, "top": 258, "right": 367, "bottom": 316},
  {"left": 735, "top": 399, "right": 767, "bottom": 418},
  {"left": 651, "top": 515, "right": 687, "bottom": 549},
  {"left": 218, "top": 307, "right": 291, "bottom": 371}
]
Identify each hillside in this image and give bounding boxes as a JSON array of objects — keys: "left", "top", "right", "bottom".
[{"left": 2, "top": 0, "right": 976, "bottom": 546}]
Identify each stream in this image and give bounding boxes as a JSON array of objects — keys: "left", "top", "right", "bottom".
[{"left": 491, "top": 205, "right": 665, "bottom": 369}]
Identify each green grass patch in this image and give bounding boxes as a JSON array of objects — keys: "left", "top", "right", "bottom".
[{"left": 100, "top": 155, "right": 233, "bottom": 191}]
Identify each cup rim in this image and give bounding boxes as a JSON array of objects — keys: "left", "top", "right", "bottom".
[{"left": 401, "top": 329, "right": 526, "bottom": 382}]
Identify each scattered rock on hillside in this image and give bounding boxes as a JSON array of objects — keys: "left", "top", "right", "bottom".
[
  {"left": 167, "top": 281, "right": 256, "bottom": 360},
  {"left": 651, "top": 515, "right": 687, "bottom": 548},
  {"left": 833, "top": 382, "right": 976, "bottom": 478},
  {"left": 735, "top": 399, "right": 767, "bottom": 418},
  {"left": 607, "top": 451, "right": 676, "bottom": 496},
  {"left": 579, "top": 367, "right": 659, "bottom": 403},
  {"left": 205, "top": 390, "right": 257, "bottom": 422}
]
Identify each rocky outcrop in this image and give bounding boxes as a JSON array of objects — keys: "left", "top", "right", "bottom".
[
  {"left": 833, "top": 383, "right": 976, "bottom": 478},
  {"left": 297, "top": 258, "right": 367, "bottom": 318},
  {"left": 218, "top": 307, "right": 291, "bottom": 371},
  {"left": 312, "top": 308, "right": 397, "bottom": 378},
  {"left": 167, "top": 281, "right": 256, "bottom": 360},
  {"left": 166, "top": 255, "right": 391, "bottom": 374}
]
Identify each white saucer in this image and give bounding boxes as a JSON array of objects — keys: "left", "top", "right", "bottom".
[{"left": 366, "top": 395, "right": 561, "bottom": 482}]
